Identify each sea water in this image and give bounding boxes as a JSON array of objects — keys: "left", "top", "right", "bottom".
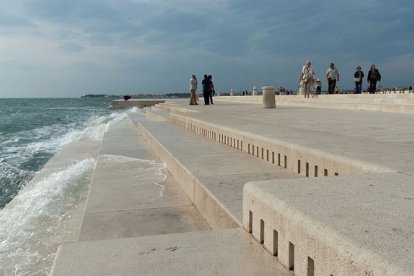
[{"left": 0, "top": 98, "right": 132, "bottom": 275}]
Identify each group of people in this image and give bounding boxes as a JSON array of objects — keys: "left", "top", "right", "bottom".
[
  {"left": 190, "top": 63, "right": 383, "bottom": 103},
  {"left": 353, "top": 64, "right": 382, "bottom": 94},
  {"left": 299, "top": 61, "right": 382, "bottom": 97},
  {"left": 189, "top": 74, "right": 215, "bottom": 105}
]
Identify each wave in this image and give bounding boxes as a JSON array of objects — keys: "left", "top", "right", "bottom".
[
  {"left": 0, "top": 106, "right": 147, "bottom": 275},
  {"left": 0, "top": 111, "right": 124, "bottom": 208},
  {"left": 0, "top": 158, "right": 96, "bottom": 275}
]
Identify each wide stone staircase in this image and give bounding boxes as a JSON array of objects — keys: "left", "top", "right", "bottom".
[
  {"left": 51, "top": 106, "right": 295, "bottom": 275},
  {"left": 51, "top": 99, "right": 414, "bottom": 275}
]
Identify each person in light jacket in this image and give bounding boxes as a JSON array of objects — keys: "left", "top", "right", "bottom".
[
  {"left": 326, "top": 63, "right": 339, "bottom": 94},
  {"left": 299, "top": 60, "right": 316, "bottom": 98},
  {"left": 189, "top": 75, "right": 198, "bottom": 105}
]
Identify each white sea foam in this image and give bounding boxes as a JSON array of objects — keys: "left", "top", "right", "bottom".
[
  {"left": 0, "top": 109, "right": 154, "bottom": 275},
  {"left": 0, "top": 111, "right": 124, "bottom": 180},
  {"left": 0, "top": 158, "right": 96, "bottom": 275},
  {"left": 99, "top": 154, "right": 152, "bottom": 163},
  {"left": 128, "top": 106, "right": 141, "bottom": 113}
]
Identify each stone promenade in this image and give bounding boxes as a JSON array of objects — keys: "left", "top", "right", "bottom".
[{"left": 51, "top": 96, "right": 413, "bottom": 275}]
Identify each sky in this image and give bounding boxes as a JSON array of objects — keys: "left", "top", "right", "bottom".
[{"left": 1, "top": 0, "right": 414, "bottom": 98}]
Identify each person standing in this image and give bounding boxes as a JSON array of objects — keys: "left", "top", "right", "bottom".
[
  {"left": 326, "top": 63, "right": 339, "bottom": 94},
  {"left": 201, "top": 74, "right": 210, "bottom": 105},
  {"left": 189, "top": 75, "right": 198, "bottom": 105},
  {"left": 299, "top": 60, "right": 316, "bottom": 98},
  {"left": 353, "top": 66, "right": 364, "bottom": 94},
  {"left": 208, "top": 75, "right": 215, "bottom": 104},
  {"left": 367, "top": 64, "right": 381, "bottom": 94}
]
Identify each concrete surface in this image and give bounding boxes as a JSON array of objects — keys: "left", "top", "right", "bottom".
[
  {"left": 216, "top": 93, "right": 414, "bottom": 113},
  {"left": 151, "top": 99, "right": 413, "bottom": 275},
  {"left": 51, "top": 97, "right": 414, "bottom": 275},
  {"left": 112, "top": 99, "right": 165, "bottom": 109},
  {"left": 165, "top": 99, "right": 414, "bottom": 173},
  {"left": 77, "top": 117, "right": 211, "bottom": 242},
  {"left": 52, "top": 229, "right": 292, "bottom": 276},
  {"left": 244, "top": 172, "right": 414, "bottom": 275},
  {"left": 130, "top": 110, "right": 300, "bottom": 227},
  {"left": 52, "top": 108, "right": 294, "bottom": 275}
]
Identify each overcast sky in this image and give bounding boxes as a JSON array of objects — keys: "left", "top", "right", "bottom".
[{"left": 1, "top": 0, "right": 413, "bottom": 97}]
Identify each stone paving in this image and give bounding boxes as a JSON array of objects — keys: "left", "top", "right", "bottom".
[{"left": 51, "top": 98, "right": 413, "bottom": 275}]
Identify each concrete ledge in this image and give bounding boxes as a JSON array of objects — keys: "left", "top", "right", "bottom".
[
  {"left": 169, "top": 112, "right": 393, "bottom": 177},
  {"left": 130, "top": 111, "right": 300, "bottom": 229},
  {"left": 145, "top": 109, "right": 167, "bottom": 121},
  {"left": 76, "top": 117, "right": 210, "bottom": 242},
  {"left": 112, "top": 99, "right": 165, "bottom": 110},
  {"left": 215, "top": 94, "right": 414, "bottom": 113},
  {"left": 243, "top": 173, "right": 414, "bottom": 275},
  {"left": 136, "top": 119, "right": 240, "bottom": 229}
]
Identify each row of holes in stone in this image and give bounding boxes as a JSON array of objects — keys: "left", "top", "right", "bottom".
[
  {"left": 181, "top": 121, "right": 340, "bottom": 177},
  {"left": 249, "top": 211, "right": 336, "bottom": 276}
]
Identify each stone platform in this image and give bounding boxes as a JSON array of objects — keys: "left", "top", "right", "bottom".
[
  {"left": 112, "top": 99, "right": 165, "bottom": 109},
  {"left": 51, "top": 97, "right": 413, "bottom": 275},
  {"left": 218, "top": 93, "right": 414, "bottom": 113}
]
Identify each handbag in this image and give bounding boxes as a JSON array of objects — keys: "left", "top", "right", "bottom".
[{"left": 354, "top": 77, "right": 361, "bottom": 83}]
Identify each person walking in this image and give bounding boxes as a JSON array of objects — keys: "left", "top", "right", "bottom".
[
  {"left": 326, "top": 63, "right": 339, "bottom": 94},
  {"left": 208, "top": 75, "right": 215, "bottom": 104},
  {"left": 201, "top": 74, "right": 210, "bottom": 105},
  {"left": 299, "top": 60, "right": 316, "bottom": 98},
  {"left": 367, "top": 64, "right": 381, "bottom": 94},
  {"left": 189, "top": 75, "right": 198, "bottom": 105},
  {"left": 353, "top": 66, "right": 364, "bottom": 94}
]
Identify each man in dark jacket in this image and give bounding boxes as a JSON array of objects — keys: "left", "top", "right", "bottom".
[
  {"left": 367, "top": 64, "right": 382, "bottom": 94},
  {"left": 202, "top": 74, "right": 210, "bottom": 105}
]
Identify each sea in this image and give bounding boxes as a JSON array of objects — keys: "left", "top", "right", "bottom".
[{"left": 0, "top": 98, "right": 129, "bottom": 275}]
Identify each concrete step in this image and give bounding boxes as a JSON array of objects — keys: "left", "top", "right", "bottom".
[
  {"left": 244, "top": 172, "right": 414, "bottom": 275},
  {"left": 52, "top": 97, "right": 414, "bottom": 275},
  {"left": 145, "top": 106, "right": 170, "bottom": 121},
  {"left": 112, "top": 99, "right": 165, "bottom": 110},
  {"left": 164, "top": 107, "right": 392, "bottom": 178},
  {"left": 156, "top": 99, "right": 413, "bottom": 173},
  {"left": 51, "top": 111, "right": 296, "bottom": 275},
  {"left": 128, "top": 111, "right": 300, "bottom": 228},
  {"left": 76, "top": 116, "right": 211, "bottom": 242},
  {"left": 51, "top": 229, "right": 293, "bottom": 276},
  {"left": 146, "top": 99, "right": 414, "bottom": 275},
  {"left": 215, "top": 94, "right": 414, "bottom": 113}
]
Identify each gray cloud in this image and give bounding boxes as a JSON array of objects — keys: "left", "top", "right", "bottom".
[
  {"left": 1, "top": 0, "right": 413, "bottom": 97},
  {"left": 58, "top": 42, "right": 84, "bottom": 53}
]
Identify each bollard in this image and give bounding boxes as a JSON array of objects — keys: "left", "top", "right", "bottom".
[{"left": 262, "top": 86, "right": 276, "bottom": 108}]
